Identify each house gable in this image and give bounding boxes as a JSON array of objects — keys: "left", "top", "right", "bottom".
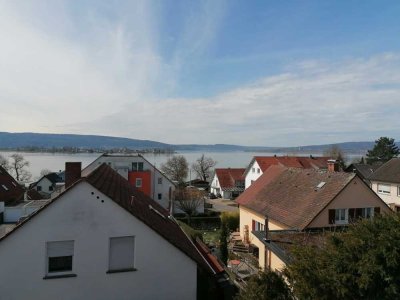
[
  {"left": 0, "top": 180, "right": 197, "bottom": 299},
  {"left": 308, "top": 176, "right": 391, "bottom": 228}
]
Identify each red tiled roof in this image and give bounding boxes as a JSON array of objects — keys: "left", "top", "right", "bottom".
[
  {"left": 237, "top": 166, "right": 355, "bottom": 230},
  {"left": 0, "top": 166, "right": 24, "bottom": 205},
  {"left": 215, "top": 168, "right": 245, "bottom": 189},
  {"left": 194, "top": 237, "right": 225, "bottom": 274},
  {"left": 251, "top": 156, "right": 330, "bottom": 173}
]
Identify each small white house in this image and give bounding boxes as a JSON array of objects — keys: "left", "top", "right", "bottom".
[
  {"left": 210, "top": 168, "right": 245, "bottom": 199},
  {"left": 82, "top": 154, "right": 175, "bottom": 210},
  {"left": 31, "top": 173, "right": 64, "bottom": 199},
  {"left": 0, "top": 163, "right": 209, "bottom": 300}
]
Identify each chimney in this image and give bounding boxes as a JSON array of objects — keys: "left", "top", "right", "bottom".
[
  {"left": 264, "top": 215, "right": 270, "bottom": 241},
  {"left": 327, "top": 159, "right": 339, "bottom": 172},
  {"left": 65, "top": 162, "right": 82, "bottom": 188}
]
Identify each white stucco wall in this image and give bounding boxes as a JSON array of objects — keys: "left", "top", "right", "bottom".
[
  {"left": 371, "top": 180, "right": 400, "bottom": 206},
  {"left": 210, "top": 174, "right": 221, "bottom": 196},
  {"left": 82, "top": 155, "right": 175, "bottom": 209},
  {"left": 245, "top": 161, "right": 263, "bottom": 189},
  {"left": 0, "top": 182, "right": 197, "bottom": 300},
  {"left": 37, "top": 177, "right": 54, "bottom": 195}
]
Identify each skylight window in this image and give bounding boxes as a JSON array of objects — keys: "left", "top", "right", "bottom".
[
  {"left": 316, "top": 182, "right": 326, "bottom": 189},
  {"left": 2, "top": 184, "right": 9, "bottom": 191}
]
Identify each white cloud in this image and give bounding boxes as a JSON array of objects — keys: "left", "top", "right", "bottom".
[{"left": 0, "top": 2, "right": 399, "bottom": 146}]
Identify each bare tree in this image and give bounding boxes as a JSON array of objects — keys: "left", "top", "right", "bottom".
[
  {"left": 40, "top": 169, "right": 52, "bottom": 177},
  {"left": 175, "top": 188, "right": 205, "bottom": 225},
  {"left": 191, "top": 154, "right": 217, "bottom": 181},
  {"left": 9, "top": 154, "right": 32, "bottom": 182},
  {"left": 0, "top": 154, "right": 9, "bottom": 171},
  {"left": 323, "top": 145, "right": 347, "bottom": 170},
  {"left": 161, "top": 155, "right": 188, "bottom": 185}
]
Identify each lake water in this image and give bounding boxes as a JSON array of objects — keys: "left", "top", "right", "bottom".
[{"left": 0, "top": 151, "right": 362, "bottom": 182}]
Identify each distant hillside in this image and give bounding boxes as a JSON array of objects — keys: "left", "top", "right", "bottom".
[
  {"left": 0, "top": 132, "right": 398, "bottom": 153},
  {"left": 0, "top": 132, "right": 169, "bottom": 149}
]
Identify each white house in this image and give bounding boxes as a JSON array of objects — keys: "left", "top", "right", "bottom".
[
  {"left": 210, "top": 168, "right": 245, "bottom": 199},
  {"left": 0, "top": 163, "right": 212, "bottom": 300},
  {"left": 369, "top": 158, "right": 400, "bottom": 211},
  {"left": 31, "top": 173, "right": 64, "bottom": 199},
  {"left": 244, "top": 156, "right": 330, "bottom": 189},
  {"left": 82, "top": 154, "right": 175, "bottom": 210}
]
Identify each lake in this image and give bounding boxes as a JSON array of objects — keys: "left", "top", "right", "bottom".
[{"left": 0, "top": 151, "right": 362, "bottom": 182}]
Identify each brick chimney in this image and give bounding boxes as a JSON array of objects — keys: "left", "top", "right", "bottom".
[
  {"left": 65, "top": 162, "right": 82, "bottom": 188},
  {"left": 327, "top": 159, "right": 339, "bottom": 172}
]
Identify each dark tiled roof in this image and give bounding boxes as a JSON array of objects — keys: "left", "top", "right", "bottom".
[
  {"left": 44, "top": 172, "right": 63, "bottom": 184},
  {"left": 368, "top": 158, "right": 400, "bottom": 184},
  {"left": 345, "top": 163, "right": 382, "bottom": 180},
  {"left": 237, "top": 166, "right": 355, "bottom": 229},
  {"left": 252, "top": 230, "right": 330, "bottom": 264},
  {"left": 215, "top": 168, "right": 245, "bottom": 189},
  {"left": 194, "top": 237, "right": 225, "bottom": 274},
  {"left": 0, "top": 166, "right": 24, "bottom": 205}
]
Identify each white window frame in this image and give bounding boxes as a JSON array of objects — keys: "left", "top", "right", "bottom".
[
  {"left": 135, "top": 178, "right": 142, "bottom": 188},
  {"left": 335, "top": 208, "right": 348, "bottom": 225},
  {"left": 45, "top": 240, "right": 75, "bottom": 277},
  {"left": 108, "top": 236, "right": 136, "bottom": 273},
  {"left": 378, "top": 184, "right": 391, "bottom": 195}
]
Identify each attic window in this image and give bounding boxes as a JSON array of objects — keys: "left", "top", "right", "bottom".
[
  {"left": 2, "top": 184, "right": 8, "bottom": 191},
  {"left": 316, "top": 182, "right": 326, "bottom": 189}
]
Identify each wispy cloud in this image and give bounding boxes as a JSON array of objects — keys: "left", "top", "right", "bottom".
[{"left": 0, "top": 2, "right": 399, "bottom": 146}]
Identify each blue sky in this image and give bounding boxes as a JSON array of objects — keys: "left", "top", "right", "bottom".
[{"left": 0, "top": 1, "right": 399, "bottom": 146}]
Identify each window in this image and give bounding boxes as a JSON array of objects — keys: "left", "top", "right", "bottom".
[
  {"left": 335, "top": 209, "right": 348, "bottom": 224},
  {"left": 378, "top": 184, "right": 391, "bottom": 195},
  {"left": 362, "top": 207, "right": 374, "bottom": 219},
  {"left": 158, "top": 193, "right": 162, "bottom": 200},
  {"left": 108, "top": 236, "right": 135, "bottom": 273},
  {"left": 37, "top": 186, "right": 42, "bottom": 191},
  {"left": 132, "top": 162, "right": 144, "bottom": 171},
  {"left": 252, "top": 168, "right": 255, "bottom": 173},
  {"left": 49, "top": 186, "right": 54, "bottom": 191},
  {"left": 257, "top": 168, "right": 260, "bottom": 174},
  {"left": 251, "top": 220, "right": 264, "bottom": 231},
  {"left": 46, "top": 241, "right": 74, "bottom": 275},
  {"left": 158, "top": 177, "right": 162, "bottom": 184},
  {"left": 135, "top": 178, "right": 142, "bottom": 188},
  {"left": 1, "top": 184, "right": 8, "bottom": 191}
]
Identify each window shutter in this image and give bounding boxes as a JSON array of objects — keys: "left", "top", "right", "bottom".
[
  {"left": 109, "top": 236, "right": 135, "bottom": 271},
  {"left": 252, "top": 220, "right": 255, "bottom": 231},
  {"left": 47, "top": 241, "right": 74, "bottom": 257},
  {"left": 328, "top": 209, "right": 335, "bottom": 224},
  {"left": 374, "top": 207, "right": 381, "bottom": 215}
]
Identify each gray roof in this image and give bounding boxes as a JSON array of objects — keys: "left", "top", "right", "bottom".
[
  {"left": 369, "top": 158, "right": 400, "bottom": 184},
  {"left": 346, "top": 163, "right": 382, "bottom": 180}
]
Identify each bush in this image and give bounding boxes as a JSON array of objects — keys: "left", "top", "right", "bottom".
[{"left": 221, "top": 211, "right": 239, "bottom": 231}]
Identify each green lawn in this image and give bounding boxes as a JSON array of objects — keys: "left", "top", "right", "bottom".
[{"left": 201, "top": 229, "right": 221, "bottom": 245}]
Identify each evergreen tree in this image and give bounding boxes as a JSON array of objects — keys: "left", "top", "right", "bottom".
[
  {"left": 285, "top": 214, "right": 400, "bottom": 300},
  {"left": 366, "top": 137, "right": 399, "bottom": 164},
  {"left": 236, "top": 270, "right": 293, "bottom": 300},
  {"left": 219, "top": 224, "right": 229, "bottom": 265}
]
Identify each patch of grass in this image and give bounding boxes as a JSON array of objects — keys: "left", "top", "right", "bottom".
[{"left": 202, "top": 229, "right": 221, "bottom": 245}]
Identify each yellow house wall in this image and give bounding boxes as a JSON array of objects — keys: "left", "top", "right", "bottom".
[
  {"left": 309, "top": 176, "right": 391, "bottom": 228},
  {"left": 371, "top": 181, "right": 400, "bottom": 206},
  {"left": 268, "top": 250, "right": 286, "bottom": 272},
  {"left": 239, "top": 206, "right": 287, "bottom": 269}
]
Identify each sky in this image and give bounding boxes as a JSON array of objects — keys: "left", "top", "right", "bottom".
[{"left": 0, "top": 0, "right": 400, "bottom": 147}]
